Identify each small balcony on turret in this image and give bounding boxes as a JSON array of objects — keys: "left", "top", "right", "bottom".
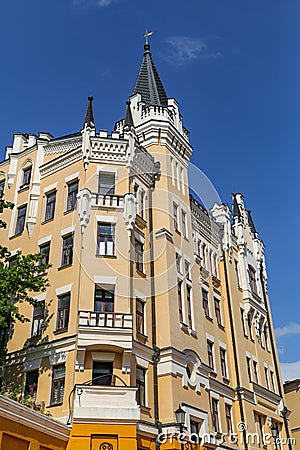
[{"left": 91, "top": 192, "right": 124, "bottom": 209}]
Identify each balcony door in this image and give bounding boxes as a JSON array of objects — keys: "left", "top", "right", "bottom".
[
  {"left": 92, "top": 361, "right": 113, "bottom": 386},
  {"left": 94, "top": 288, "right": 114, "bottom": 313}
]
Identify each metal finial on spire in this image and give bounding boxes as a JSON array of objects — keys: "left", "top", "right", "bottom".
[{"left": 144, "top": 28, "right": 154, "bottom": 45}]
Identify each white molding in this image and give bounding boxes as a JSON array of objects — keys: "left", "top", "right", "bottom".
[
  {"left": 0, "top": 395, "right": 70, "bottom": 441},
  {"left": 96, "top": 215, "right": 118, "bottom": 224},
  {"left": 93, "top": 276, "right": 117, "bottom": 286},
  {"left": 210, "top": 391, "right": 220, "bottom": 400},
  {"left": 56, "top": 284, "right": 73, "bottom": 296},
  {"left": 91, "top": 352, "right": 115, "bottom": 362},
  {"left": 43, "top": 182, "right": 57, "bottom": 194},
  {"left": 49, "top": 351, "right": 68, "bottom": 366},
  {"left": 65, "top": 171, "right": 79, "bottom": 183},
  {"left": 136, "top": 356, "right": 149, "bottom": 369},
  {"left": 38, "top": 235, "right": 52, "bottom": 246},
  {"left": 206, "top": 333, "right": 215, "bottom": 343},
  {"left": 135, "top": 290, "right": 147, "bottom": 301},
  {"left": 218, "top": 341, "right": 227, "bottom": 350},
  {"left": 97, "top": 166, "right": 118, "bottom": 178},
  {"left": 33, "top": 293, "right": 46, "bottom": 301},
  {"left": 60, "top": 225, "right": 76, "bottom": 236}
]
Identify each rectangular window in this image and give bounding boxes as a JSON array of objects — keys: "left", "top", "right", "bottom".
[
  {"left": 181, "top": 210, "right": 187, "bottom": 238},
  {"left": 255, "top": 414, "right": 265, "bottom": 446},
  {"left": 211, "top": 398, "right": 219, "bottom": 432},
  {"left": 51, "top": 364, "right": 65, "bottom": 405},
  {"left": 25, "top": 370, "right": 38, "bottom": 399},
  {"left": 61, "top": 234, "right": 74, "bottom": 267},
  {"left": 247, "top": 313, "right": 253, "bottom": 340},
  {"left": 246, "top": 357, "right": 252, "bottom": 382},
  {"left": 241, "top": 308, "right": 247, "bottom": 337},
  {"left": 263, "top": 326, "right": 269, "bottom": 350},
  {"left": 270, "top": 370, "right": 275, "bottom": 392},
  {"left": 190, "top": 420, "right": 201, "bottom": 443},
  {"left": 66, "top": 180, "right": 78, "bottom": 211},
  {"left": 21, "top": 167, "right": 32, "bottom": 188},
  {"left": 98, "top": 172, "right": 115, "bottom": 195},
  {"left": 94, "top": 288, "right": 114, "bottom": 313},
  {"left": 248, "top": 266, "right": 258, "bottom": 294},
  {"left": 56, "top": 293, "right": 70, "bottom": 330},
  {"left": 265, "top": 367, "right": 269, "bottom": 389},
  {"left": 185, "top": 260, "right": 191, "bottom": 280},
  {"left": 135, "top": 239, "right": 144, "bottom": 273},
  {"left": 207, "top": 341, "right": 214, "bottom": 370},
  {"left": 220, "top": 348, "right": 227, "bottom": 378},
  {"left": 0, "top": 179, "right": 5, "bottom": 192},
  {"left": 136, "top": 366, "right": 146, "bottom": 406},
  {"left": 31, "top": 303, "right": 44, "bottom": 337},
  {"left": 15, "top": 205, "right": 27, "bottom": 235},
  {"left": 97, "top": 223, "right": 115, "bottom": 256},
  {"left": 235, "top": 260, "right": 240, "bottom": 288},
  {"left": 214, "top": 298, "right": 222, "bottom": 326},
  {"left": 186, "top": 286, "right": 192, "bottom": 328},
  {"left": 253, "top": 360, "right": 259, "bottom": 384},
  {"left": 92, "top": 361, "right": 113, "bottom": 386},
  {"left": 202, "top": 290, "right": 210, "bottom": 317},
  {"left": 225, "top": 404, "right": 233, "bottom": 434},
  {"left": 39, "top": 242, "right": 50, "bottom": 265},
  {"left": 44, "top": 191, "right": 56, "bottom": 222},
  {"left": 178, "top": 281, "right": 183, "bottom": 323},
  {"left": 136, "top": 299, "right": 145, "bottom": 335},
  {"left": 173, "top": 203, "right": 179, "bottom": 231},
  {"left": 176, "top": 253, "right": 182, "bottom": 274}
]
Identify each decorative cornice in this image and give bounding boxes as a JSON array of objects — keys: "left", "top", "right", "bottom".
[
  {"left": 0, "top": 395, "right": 70, "bottom": 441},
  {"left": 40, "top": 147, "right": 82, "bottom": 178},
  {"left": 44, "top": 136, "right": 82, "bottom": 155}
]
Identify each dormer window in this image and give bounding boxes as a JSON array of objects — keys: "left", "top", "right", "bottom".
[{"left": 20, "top": 166, "right": 32, "bottom": 189}]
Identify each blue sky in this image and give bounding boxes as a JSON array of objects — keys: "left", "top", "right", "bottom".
[{"left": 0, "top": 0, "right": 299, "bottom": 380}]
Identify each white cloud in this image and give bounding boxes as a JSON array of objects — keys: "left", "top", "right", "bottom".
[
  {"left": 280, "top": 361, "right": 300, "bottom": 382},
  {"left": 275, "top": 323, "right": 300, "bottom": 338},
  {"left": 73, "top": 0, "right": 116, "bottom": 7},
  {"left": 165, "top": 36, "right": 221, "bottom": 65}
]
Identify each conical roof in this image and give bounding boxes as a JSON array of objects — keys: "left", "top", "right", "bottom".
[
  {"left": 83, "top": 96, "right": 95, "bottom": 128},
  {"left": 132, "top": 43, "right": 168, "bottom": 107},
  {"left": 247, "top": 210, "right": 257, "bottom": 235},
  {"left": 232, "top": 194, "right": 242, "bottom": 220},
  {"left": 124, "top": 100, "right": 134, "bottom": 129}
]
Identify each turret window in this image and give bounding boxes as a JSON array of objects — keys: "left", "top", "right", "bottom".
[
  {"left": 98, "top": 172, "right": 115, "bottom": 195},
  {"left": 202, "top": 290, "right": 210, "bottom": 318},
  {"left": 61, "top": 234, "right": 74, "bottom": 267},
  {"left": 97, "top": 223, "right": 115, "bottom": 256},
  {"left": 51, "top": 364, "right": 65, "bottom": 405},
  {"left": 211, "top": 398, "right": 220, "bottom": 432},
  {"left": 56, "top": 293, "right": 70, "bottom": 331},
  {"left": 136, "top": 366, "right": 146, "bottom": 406},
  {"left": 20, "top": 166, "right": 32, "bottom": 189},
  {"left": 207, "top": 341, "right": 214, "bottom": 369}
]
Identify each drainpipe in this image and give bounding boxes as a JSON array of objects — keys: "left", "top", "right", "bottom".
[
  {"left": 149, "top": 184, "right": 161, "bottom": 449},
  {"left": 222, "top": 250, "right": 248, "bottom": 450},
  {"left": 259, "top": 264, "right": 292, "bottom": 450}
]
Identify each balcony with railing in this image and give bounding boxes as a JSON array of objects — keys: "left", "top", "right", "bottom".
[
  {"left": 91, "top": 193, "right": 124, "bottom": 208},
  {"left": 78, "top": 311, "right": 133, "bottom": 351},
  {"left": 70, "top": 374, "right": 140, "bottom": 424}
]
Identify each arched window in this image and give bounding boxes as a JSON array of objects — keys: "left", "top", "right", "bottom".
[{"left": 20, "top": 162, "right": 32, "bottom": 189}]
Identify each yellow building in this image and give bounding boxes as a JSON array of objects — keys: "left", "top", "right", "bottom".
[
  {"left": 0, "top": 40, "right": 292, "bottom": 450},
  {"left": 284, "top": 380, "right": 299, "bottom": 449}
]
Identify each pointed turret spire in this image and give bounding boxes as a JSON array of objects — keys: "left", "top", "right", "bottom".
[
  {"left": 247, "top": 210, "right": 257, "bottom": 235},
  {"left": 232, "top": 193, "right": 242, "bottom": 221},
  {"left": 132, "top": 37, "right": 168, "bottom": 107},
  {"left": 124, "top": 100, "right": 134, "bottom": 130},
  {"left": 83, "top": 96, "right": 95, "bottom": 128}
]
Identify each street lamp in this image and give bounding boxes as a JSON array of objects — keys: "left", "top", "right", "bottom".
[
  {"left": 175, "top": 405, "right": 186, "bottom": 450},
  {"left": 271, "top": 422, "right": 279, "bottom": 450}
]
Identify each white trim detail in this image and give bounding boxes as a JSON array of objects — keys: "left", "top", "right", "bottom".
[
  {"left": 206, "top": 333, "right": 215, "bottom": 343},
  {"left": 210, "top": 391, "right": 220, "bottom": 400},
  {"left": 97, "top": 166, "right": 118, "bottom": 177},
  {"left": 96, "top": 215, "right": 118, "bottom": 224},
  {"left": 60, "top": 225, "right": 76, "bottom": 236},
  {"left": 218, "top": 341, "right": 227, "bottom": 350},
  {"left": 93, "top": 276, "right": 117, "bottom": 285},
  {"left": 136, "top": 356, "right": 149, "bottom": 369},
  {"left": 91, "top": 352, "right": 115, "bottom": 362},
  {"left": 135, "top": 290, "right": 147, "bottom": 302},
  {"left": 65, "top": 171, "right": 79, "bottom": 183},
  {"left": 43, "top": 182, "right": 57, "bottom": 194},
  {"left": 33, "top": 293, "right": 46, "bottom": 302},
  {"left": 56, "top": 284, "right": 73, "bottom": 296},
  {"left": 38, "top": 235, "right": 52, "bottom": 246}
]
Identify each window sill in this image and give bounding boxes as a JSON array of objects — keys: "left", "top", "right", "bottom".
[
  {"left": 205, "top": 314, "right": 213, "bottom": 323},
  {"left": 9, "top": 232, "right": 24, "bottom": 240},
  {"left": 136, "top": 269, "right": 146, "bottom": 278},
  {"left": 64, "top": 208, "right": 75, "bottom": 215},
  {"left": 223, "top": 376, "right": 230, "bottom": 383},
  {"left": 42, "top": 218, "right": 54, "bottom": 225},
  {"left": 140, "top": 405, "right": 151, "bottom": 416},
  {"left": 217, "top": 323, "right": 225, "bottom": 330},
  {"left": 180, "top": 323, "right": 189, "bottom": 334},
  {"left": 53, "top": 328, "right": 68, "bottom": 335},
  {"left": 96, "top": 254, "right": 117, "bottom": 259},
  {"left": 189, "top": 329, "right": 198, "bottom": 339},
  {"left": 58, "top": 264, "right": 73, "bottom": 270},
  {"left": 209, "top": 370, "right": 217, "bottom": 377},
  {"left": 137, "top": 331, "right": 148, "bottom": 340},
  {"left": 18, "top": 185, "right": 30, "bottom": 192},
  {"left": 47, "top": 402, "right": 63, "bottom": 408}
]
